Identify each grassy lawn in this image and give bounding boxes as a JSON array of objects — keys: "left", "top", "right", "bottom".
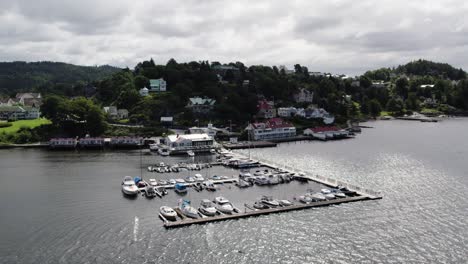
[{"left": 0, "top": 118, "right": 51, "bottom": 134}]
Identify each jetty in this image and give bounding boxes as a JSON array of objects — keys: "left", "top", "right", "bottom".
[
  {"left": 163, "top": 195, "right": 377, "bottom": 228},
  {"left": 223, "top": 141, "right": 277, "bottom": 150}
]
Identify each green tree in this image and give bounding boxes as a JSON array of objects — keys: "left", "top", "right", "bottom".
[{"left": 368, "top": 99, "right": 382, "bottom": 117}]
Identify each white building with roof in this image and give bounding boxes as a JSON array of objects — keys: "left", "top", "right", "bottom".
[
  {"left": 149, "top": 78, "right": 167, "bottom": 92},
  {"left": 139, "top": 87, "right": 149, "bottom": 96},
  {"left": 162, "top": 133, "right": 215, "bottom": 154}
]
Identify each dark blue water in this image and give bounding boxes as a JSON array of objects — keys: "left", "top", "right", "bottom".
[{"left": 0, "top": 119, "right": 467, "bottom": 263}]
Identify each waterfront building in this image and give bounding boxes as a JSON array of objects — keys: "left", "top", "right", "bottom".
[
  {"left": 247, "top": 118, "right": 296, "bottom": 141},
  {"left": 48, "top": 138, "right": 77, "bottom": 149},
  {"left": 293, "top": 88, "right": 314, "bottom": 103},
  {"left": 304, "top": 126, "right": 349, "bottom": 141},
  {"left": 163, "top": 133, "right": 215, "bottom": 154},
  {"left": 277, "top": 107, "right": 297, "bottom": 118},
  {"left": 0, "top": 105, "right": 40, "bottom": 120},
  {"left": 189, "top": 123, "right": 221, "bottom": 138},
  {"left": 110, "top": 137, "right": 142, "bottom": 148},
  {"left": 186, "top": 97, "right": 216, "bottom": 114},
  {"left": 257, "top": 99, "right": 276, "bottom": 119},
  {"left": 78, "top": 137, "right": 105, "bottom": 149},
  {"left": 149, "top": 78, "right": 167, "bottom": 92}
]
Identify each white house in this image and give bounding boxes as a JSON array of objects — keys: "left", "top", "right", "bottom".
[
  {"left": 139, "top": 87, "right": 149, "bottom": 96},
  {"left": 247, "top": 118, "right": 296, "bottom": 141},
  {"left": 149, "top": 78, "right": 167, "bottom": 92},
  {"left": 277, "top": 107, "right": 297, "bottom": 117},
  {"left": 293, "top": 88, "right": 314, "bottom": 103},
  {"left": 189, "top": 123, "right": 221, "bottom": 138},
  {"left": 117, "top": 109, "right": 129, "bottom": 119},
  {"left": 257, "top": 99, "right": 276, "bottom": 119},
  {"left": 163, "top": 133, "right": 215, "bottom": 154}
]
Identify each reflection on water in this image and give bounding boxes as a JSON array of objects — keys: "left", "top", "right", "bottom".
[{"left": 0, "top": 119, "right": 468, "bottom": 263}]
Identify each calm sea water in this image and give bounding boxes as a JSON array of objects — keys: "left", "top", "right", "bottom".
[{"left": 0, "top": 119, "right": 467, "bottom": 263}]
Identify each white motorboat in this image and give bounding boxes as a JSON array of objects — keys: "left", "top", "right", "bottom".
[
  {"left": 159, "top": 206, "right": 177, "bottom": 221},
  {"left": 236, "top": 178, "right": 251, "bottom": 188},
  {"left": 168, "top": 179, "right": 176, "bottom": 185},
  {"left": 298, "top": 195, "right": 313, "bottom": 204},
  {"left": 279, "top": 199, "right": 293, "bottom": 206},
  {"left": 203, "top": 180, "right": 217, "bottom": 191},
  {"left": 194, "top": 173, "right": 204, "bottom": 182},
  {"left": 147, "top": 166, "right": 153, "bottom": 172},
  {"left": 213, "top": 196, "right": 234, "bottom": 214},
  {"left": 199, "top": 199, "right": 217, "bottom": 216},
  {"left": 175, "top": 178, "right": 186, "bottom": 183},
  {"left": 159, "top": 162, "right": 165, "bottom": 167},
  {"left": 149, "top": 179, "right": 158, "bottom": 186},
  {"left": 158, "top": 148, "right": 170, "bottom": 156},
  {"left": 321, "top": 188, "right": 331, "bottom": 194},
  {"left": 311, "top": 193, "right": 326, "bottom": 201},
  {"left": 121, "top": 176, "right": 139, "bottom": 196},
  {"left": 158, "top": 180, "right": 168, "bottom": 185},
  {"left": 267, "top": 175, "right": 280, "bottom": 185},
  {"left": 149, "top": 143, "right": 159, "bottom": 151},
  {"left": 253, "top": 201, "right": 269, "bottom": 210},
  {"left": 334, "top": 192, "right": 346, "bottom": 198},
  {"left": 239, "top": 171, "right": 252, "bottom": 178},
  {"left": 210, "top": 149, "right": 216, "bottom": 154},
  {"left": 324, "top": 193, "right": 335, "bottom": 200},
  {"left": 254, "top": 176, "right": 269, "bottom": 185},
  {"left": 260, "top": 196, "right": 280, "bottom": 207},
  {"left": 185, "top": 176, "right": 196, "bottom": 183},
  {"left": 187, "top": 150, "right": 195, "bottom": 157},
  {"left": 179, "top": 200, "right": 199, "bottom": 218}
]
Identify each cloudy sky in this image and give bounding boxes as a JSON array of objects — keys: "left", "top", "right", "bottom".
[{"left": 1, "top": 0, "right": 467, "bottom": 75}]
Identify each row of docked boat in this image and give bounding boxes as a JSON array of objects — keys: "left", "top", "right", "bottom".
[
  {"left": 159, "top": 197, "right": 240, "bottom": 220},
  {"left": 296, "top": 187, "right": 356, "bottom": 203},
  {"left": 121, "top": 176, "right": 168, "bottom": 198},
  {"left": 238, "top": 169, "right": 294, "bottom": 187},
  {"left": 147, "top": 162, "right": 212, "bottom": 173}
]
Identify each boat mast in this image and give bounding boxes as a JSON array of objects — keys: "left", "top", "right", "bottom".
[{"left": 140, "top": 137, "right": 143, "bottom": 180}]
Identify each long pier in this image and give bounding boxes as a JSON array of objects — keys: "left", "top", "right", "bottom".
[{"left": 163, "top": 195, "right": 373, "bottom": 228}]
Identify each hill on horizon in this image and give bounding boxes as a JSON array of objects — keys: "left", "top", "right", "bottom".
[{"left": 0, "top": 61, "right": 121, "bottom": 96}]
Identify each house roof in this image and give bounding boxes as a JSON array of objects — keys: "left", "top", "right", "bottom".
[
  {"left": 150, "top": 79, "right": 164, "bottom": 86},
  {"left": 0, "top": 105, "right": 25, "bottom": 112},
  {"left": 16, "top": 93, "right": 41, "bottom": 99},
  {"left": 167, "top": 133, "right": 212, "bottom": 142},
  {"left": 257, "top": 99, "right": 274, "bottom": 110},
  {"left": 251, "top": 118, "right": 294, "bottom": 129}
]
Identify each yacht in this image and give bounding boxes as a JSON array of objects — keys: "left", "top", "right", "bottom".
[
  {"left": 149, "top": 179, "right": 158, "bottom": 186},
  {"left": 324, "top": 193, "right": 335, "bottom": 200},
  {"left": 253, "top": 201, "right": 269, "bottom": 210},
  {"left": 174, "top": 183, "right": 188, "bottom": 194},
  {"left": 311, "top": 193, "right": 326, "bottom": 201},
  {"left": 199, "top": 199, "right": 217, "bottom": 216},
  {"left": 298, "top": 195, "right": 313, "bottom": 204},
  {"left": 185, "top": 176, "right": 196, "bottom": 183},
  {"left": 254, "top": 176, "right": 269, "bottom": 186},
  {"left": 121, "top": 176, "right": 139, "bottom": 196},
  {"left": 179, "top": 200, "right": 199, "bottom": 219},
  {"left": 159, "top": 206, "right": 177, "bottom": 221},
  {"left": 236, "top": 178, "right": 252, "bottom": 188},
  {"left": 187, "top": 150, "right": 195, "bottom": 157},
  {"left": 278, "top": 199, "right": 293, "bottom": 206},
  {"left": 321, "top": 188, "right": 331, "bottom": 194},
  {"left": 193, "top": 174, "right": 204, "bottom": 182},
  {"left": 260, "top": 196, "right": 280, "bottom": 207},
  {"left": 175, "top": 178, "right": 186, "bottom": 183},
  {"left": 158, "top": 148, "right": 170, "bottom": 156},
  {"left": 213, "top": 196, "right": 234, "bottom": 214}
]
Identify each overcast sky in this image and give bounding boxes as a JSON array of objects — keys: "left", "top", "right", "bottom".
[{"left": 1, "top": 0, "right": 467, "bottom": 75}]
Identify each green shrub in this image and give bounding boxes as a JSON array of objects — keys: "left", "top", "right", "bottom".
[{"left": 0, "top": 123, "right": 12, "bottom": 128}]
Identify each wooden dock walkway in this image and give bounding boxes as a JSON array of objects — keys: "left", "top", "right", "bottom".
[{"left": 164, "top": 195, "right": 373, "bottom": 228}]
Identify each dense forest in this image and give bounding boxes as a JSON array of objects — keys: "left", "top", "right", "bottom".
[{"left": 0, "top": 61, "right": 120, "bottom": 96}]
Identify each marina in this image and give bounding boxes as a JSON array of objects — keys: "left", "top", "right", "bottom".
[{"left": 122, "top": 148, "right": 383, "bottom": 228}]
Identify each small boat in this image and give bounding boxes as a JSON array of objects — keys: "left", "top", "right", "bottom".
[
  {"left": 158, "top": 148, "right": 170, "bottom": 156},
  {"left": 236, "top": 178, "right": 252, "bottom": 188},
  {"left": 210, "top": 149, "right": 216, "bottom": 154},
  {"left": 199, "top": 199, "right": 217, "bottom": 216},
  {"left": 298, "top": 195, "right": 313, "bottom": 204},
  {"left": 324, "top": 193, "right": 335, "bottom": 200},
  {"left": 267, "top": 175, "right": 280, "bottom": 185},
  {"left": 254, "top": 176, "right": 269, "bottom": 185},
  {"left": 174, "top": 183, "right": 188, "bottom": 194},
  {"left": 194, "top": 173, "right": 204, "bottom": 182},
  {"left": 187, "top": 150, "right": 195, "bottom": 157},
  {"left": 203, "top": 180, "right": 217, "bottom": 191},
  {"left": 145, "top": 186, "right": 157, "bottom": 198},
  {"left": 179, "top": 200, "right": 199, "bottom": 219},
  {"left": 121, "top": 176, "right": 139, "bottom": 196},
  {"left": 338, "top": 186, "right": 357, "bottom": 196},
  {"left": 253, "top": 201, "right": 269, "bottom": 210},
  {"left": 260, "top": 196, "right": 280, "bottom": 207},
  {"left": 278, "top": 199, "right": 293, "bottom": 206},
  {"left": 160, "top": 206, "right": 177, "bottom": 221},
  {"left": 334, "top": 192, "right": 346, "bottom": 198},
  {"left": 211, "top": 175, "right": 222, "bottom": 180},
  {"left": 185, "top": 176, "right": 196, "bottom": 183},
  {"left": 149, "top": 143, "right": 159, "bottom": 151},
  {"left": 321, "top": 188, "right": 331, "bottom": 194},
  {"left": 147, "top": 166, "right": 153, "bottom": 172},
  {"left": 311, "top": 193, "right": 326, "bottom": 201},
  {"left": 168, "top": 179, "right": 176, "bottom": 185},
  {"left": 213, "top": 196, "right": 234, "bottom": 214},
  {"left": 175, "top": 178, "right": 186, "bottom": 183},
  {"left": 159, "top": 162, "right": 165, "bottom": 167},
  {"left": 149, "top": 179, "right": 158, "bottom": 186},
  {"left": 156, "top": 186, "right": 168, "bottom": 196},
  {"left": 158, "top": 179, "right": 168, "bottom": 185},
  {"left": 193, "top": 182, "right": 203, "bottom": 191}
]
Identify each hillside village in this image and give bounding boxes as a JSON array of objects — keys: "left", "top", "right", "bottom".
[{"left": 1, "top": 59, "right": 468, "bottom": 144}]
